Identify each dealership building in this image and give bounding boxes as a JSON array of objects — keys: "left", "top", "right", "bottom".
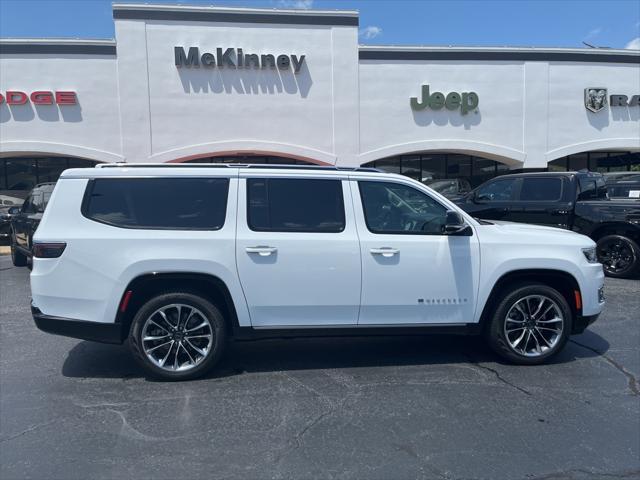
[{"left": 1, "top": 3, "right": 639, "bottom": 198}]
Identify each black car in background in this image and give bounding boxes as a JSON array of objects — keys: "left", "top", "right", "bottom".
[
  {"left": 456, "top": 171, "right": 640, "bottom": 278},
  {"left": 0, "top": 194, "right": 25, "bottom": 244},
  {"left": 603, "top": 172, "right": 640, "bottom": 200},
  {"left": 8, "top": 183, "right": 56, "bottom": 267}
]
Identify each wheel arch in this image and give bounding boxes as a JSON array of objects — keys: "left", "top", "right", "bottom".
[
  {"left": 478, "top": 269, "right": 582, "bottom": 331},
  {"left": 589, "top": 223, "right": 640, "bottom": 243},
  {"left": 116, "top": 272, "right": 241, "bottom": 340}
]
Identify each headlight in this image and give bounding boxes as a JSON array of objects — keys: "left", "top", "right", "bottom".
[{"left": 582, "top": 247, "right": 598, "bottom": 263}]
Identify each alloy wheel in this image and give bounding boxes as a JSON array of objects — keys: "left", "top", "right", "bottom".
[
  {"left": 597, "top": 238, "right": 635, "bottom": 275},
  {"left": 141, "top": 303, "right": 214, "bottom": 372},
  {"left": 503, "top": 295, "right": 564, "bottom": 357}
]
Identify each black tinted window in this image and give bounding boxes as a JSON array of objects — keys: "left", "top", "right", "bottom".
[
  {"left": 42, "top": 190, "right": 53, "bottom": 210},
  {"left": 359, "top": 181, "right": 448, "bottom": 235},
  {"left": 475, "top": 178, "right": 517, "bottom": 202},
  {"left": 84, "top": 178, "right": 229, "bottom": 229},
  {"left": 247, "top": 178, "right": 345, "bottom": 232},
  {"left": 21, "top": 195, "right": 35, "bottom": 213},
  {"left": 579, "top": 176, "right": 608, "bottom": 200},
  {"left": 519, "top": 177, "right": 562, "bottom": 201}
]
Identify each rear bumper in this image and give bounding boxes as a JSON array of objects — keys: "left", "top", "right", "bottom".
[
  {"left": 32, "top": 306, "right": 125, "bottom": 344},
  {"left": 572, "top": 313, "right": 600, "bottom": 335}
]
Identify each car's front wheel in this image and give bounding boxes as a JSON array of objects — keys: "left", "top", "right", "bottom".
[
  {"left": 129, "top": 292, "right": 226, "bottom": 381},
  {"left": 485, "top": 284, "right": 572, "bottom": 365},
  {"left": 596, "top": 234, "right": 639, "bottom": 279}
]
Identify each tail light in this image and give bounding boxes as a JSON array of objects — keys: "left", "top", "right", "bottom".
[{"left": 32, "top": 242, "right": 67, "bottom": 258}]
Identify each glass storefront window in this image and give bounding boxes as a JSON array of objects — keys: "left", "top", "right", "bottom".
[
  {"left": 375, "top": 158, "right": 401, "bottom": 175},
  {"left": 5, "top": 158, "right": 36, "bottom": 191},
  {"left": 568, "top": 153, "right": 588, "bottom": 171},
  {"left": 37, "top": 158, "right": 68, "bottom": 184},
  {"left": 419, "top": 154, "right": 446, "bottom": 182},
  {"left": 400, "top": 156, "right": 421, "bottom": 181},
  {"left": 362, "top": 151, "right": 638, "bottom": 190},
  {"left": 1, "top": 157, "right": 98, "bottom": 199},
  {"left": 447, "top": 154, "right": 472, "bottom": 179},
  {"left": 605, "top": 152, "right": 632, "bottom": 172},
  {"left": 471, "top": 157, "right": 497, "bottom": 187},
  {"left": 588, "top": 152, "right": 609, "bottom": 173},
  {"left": 548, "top": 158, "right": 568, "bottom": 171},
  {"left": 550, "top": 151, "right": 639, "bottom": 173}
]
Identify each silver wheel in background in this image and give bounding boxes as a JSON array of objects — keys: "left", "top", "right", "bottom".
[
  {"left": 141, "top": 303, "right": 214, "bottom": 372},
  {"left": 503, "top": 295, "right": 564, "bottom": 358}
]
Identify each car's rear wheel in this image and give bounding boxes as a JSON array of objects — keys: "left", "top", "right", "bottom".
[
  {"left": 129, "top": 292, "right": 226, "bottom": 381},
  {"left": 596, "top": 234, "right": 639, "bottom": 278},
  {"left": 10, "top": 233, "right": 27, "bottom": 267},
  {"left": 485, "top": 284, "right": 572, "bottom": 365}
]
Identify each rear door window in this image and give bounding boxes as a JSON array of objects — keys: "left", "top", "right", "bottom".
[
  {"left": 83, "top": 177, "right": 230, "bottom": 230},
  {"left": 247, "top": 178, "right": 345, "bottom": 233},
  {"left": 579, "top": 176, "right": 608, "bottom": 200},
  {"left": 518, "top": 177, "right": 563, "bottom": 202}
]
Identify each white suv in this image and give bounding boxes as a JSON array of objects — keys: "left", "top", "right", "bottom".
[{"left": 31, "top": 164, "right": 605, "bottom": 380}]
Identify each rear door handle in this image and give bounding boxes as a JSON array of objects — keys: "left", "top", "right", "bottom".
[
  {"left": 246, "top": 246, "right": 277, "bottom": 256},
  {"left": 370, "top": 247, "right": 399, "bottom": 257}
]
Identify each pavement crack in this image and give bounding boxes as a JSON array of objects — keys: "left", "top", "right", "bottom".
[
  {"left": 570, "top": 339, "right": 639, "bottom": 396},
  {"left": 0, "top": 419, "right": 59, "bottom": 443},
  {"left": 465, "top": 356, "right": 532, "bottom": 396}
]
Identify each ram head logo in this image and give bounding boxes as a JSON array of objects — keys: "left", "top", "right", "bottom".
[{"left": 585, "top": 88, "right": 608, "bottom": 113}]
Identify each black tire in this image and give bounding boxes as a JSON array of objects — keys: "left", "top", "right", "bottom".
[
  {"left": 10, "top": 233, "right": 27, "bottom": 267},
  {"left": 596, "top": 234, "right": 640, "bottom": 279},
  {"left": 129, "top": 292, "right": 226, "bottom": 381},
  {"left": 485, "top": 283, "right": 572, "bottom": 365}
]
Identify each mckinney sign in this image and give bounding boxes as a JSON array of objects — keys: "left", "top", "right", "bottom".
[
  {"left": 410, "top": 84, "right": 479, "bottom": 115},
  {"left": 175, "top": 47, "right": 306, "bottom": 73}
]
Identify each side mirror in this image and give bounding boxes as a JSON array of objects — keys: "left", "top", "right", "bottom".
[
  {"left": 8, "top": 206, "right": 20, "bottom": 215},
  {"left": 443, "top": 210, "right": 472, "bottom": 236}
]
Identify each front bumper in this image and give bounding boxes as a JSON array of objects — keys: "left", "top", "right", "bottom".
[
  {"left": 572, "top": 313, "right": 600, "bottom": 335},
  {"left": 32, "top": 306, "right": 125, "bottom": 344}
]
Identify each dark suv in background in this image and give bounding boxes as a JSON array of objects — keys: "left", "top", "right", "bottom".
[
  {"left": 8, "top": 183, "right": 56, "bottom": 267},
  {"left": 456, "top": 171, "right": 640, "bottom": 278},
  {"left": 0, "top": 194, "right": 25, "bottom": 244}
]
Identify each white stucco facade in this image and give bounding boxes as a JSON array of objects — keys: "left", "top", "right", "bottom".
[{"left": 1, "top": 3, "right": 639, "bottom": 170}]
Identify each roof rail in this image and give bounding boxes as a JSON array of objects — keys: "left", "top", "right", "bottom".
[{"left": 95, "top": 163, "right": 383, "bottom": 173}]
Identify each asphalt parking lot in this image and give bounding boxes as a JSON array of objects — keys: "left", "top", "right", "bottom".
[{"left": 1, "top": 255, "right": 639, "bottom": 480}]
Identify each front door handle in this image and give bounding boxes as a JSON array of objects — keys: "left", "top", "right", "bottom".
[
  {"left": 246, "top": 246, "right": 277, "bottom": 256},
  {"left": 370, "top": 247, "right": 399, "bottom": 257}
]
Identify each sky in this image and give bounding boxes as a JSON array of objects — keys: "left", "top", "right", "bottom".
[{"left": 0, "top": 0, "right": 639, "bottom": 50}]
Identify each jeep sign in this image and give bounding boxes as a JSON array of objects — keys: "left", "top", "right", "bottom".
[{"left": 410, "top": 84, "right": 479, "bottom": 114}]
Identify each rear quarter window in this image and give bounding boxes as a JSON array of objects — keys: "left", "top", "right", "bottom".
[
  {"left": 518, "top": 177, "right": 563, "bottom": 202},
  {"left": 83, "top": 177, "right": 229, "bottom": 230}
]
